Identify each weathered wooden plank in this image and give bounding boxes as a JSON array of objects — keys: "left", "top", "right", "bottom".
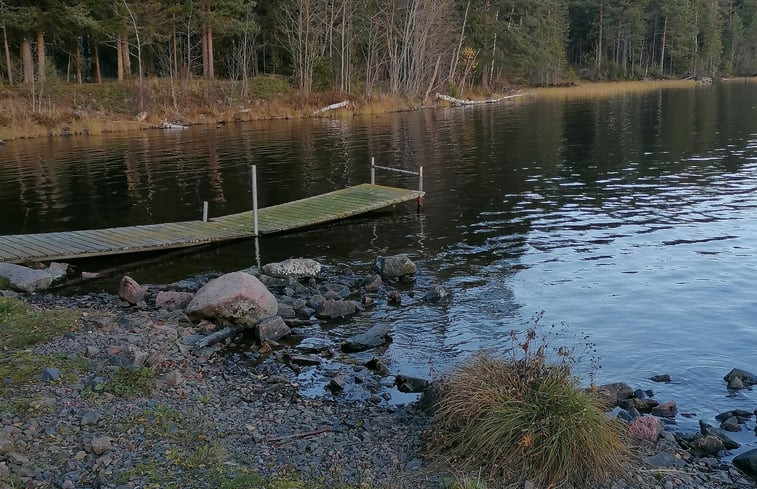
[{"left": 0, "top": 184, "right": 424, "bottom": 263}]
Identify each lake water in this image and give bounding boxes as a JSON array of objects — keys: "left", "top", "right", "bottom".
[{"left": 1, "top": 81, "right": 756, "bottom": 442}]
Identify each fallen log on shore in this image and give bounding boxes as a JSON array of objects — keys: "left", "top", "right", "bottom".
[
  {"left": 313, "top": 100, "right": 352, "bottom": 116},
  {"left": 436, "top": 92, "right": 529, "bottom": 106}
]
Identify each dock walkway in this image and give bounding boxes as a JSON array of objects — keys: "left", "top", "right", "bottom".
[{"left": 0, "top": 184, "right": 423, "bottom": 264}]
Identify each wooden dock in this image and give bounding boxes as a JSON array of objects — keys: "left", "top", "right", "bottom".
[{"left": 0, "top": 184, "right": 424, "bottom": 264}]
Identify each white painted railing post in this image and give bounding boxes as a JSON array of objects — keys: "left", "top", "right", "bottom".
[
  {"left": 251, "top": 165, "right": 259, "bottom": 237},
  {"left": 371, "top": 157, "right": 376, "bottom": 185},
  {"left": 202, "top": 201, "right": 208, "bottom": 222}
]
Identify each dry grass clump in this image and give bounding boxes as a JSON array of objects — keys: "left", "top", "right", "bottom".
[
  {"left": 430, "top": 330, "right": 628, "bottom": 488},
  {"left": 533, "top": 79, "right": 697, "bottom": 100}
]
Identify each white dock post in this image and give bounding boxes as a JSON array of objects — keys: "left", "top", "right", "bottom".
[
  {"left": 251, "top": 165, "right": 259, "bottom": 237},
  {"left": 418, "top": 166, "right": 424, "bottom": 209},
  {"left": 202, "top": 201, "right": 208, "bottom": 222},
  {"left": 371, "top": 157, "right": 376, "bottom": 185}
]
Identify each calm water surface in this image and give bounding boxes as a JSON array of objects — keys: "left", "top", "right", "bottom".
[{"left": 1, "top": 81, "right": 756, "bottom": 439}]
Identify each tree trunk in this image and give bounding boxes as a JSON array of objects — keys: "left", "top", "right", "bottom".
[
  {"left": 172, "top": 16, "right": 178, "bottom": 79},
  {"left": 597, "top": 0, "right": 604, "bottom": 74},
  {"left": 207, "top": 23, "right": 214, "bottom": 79},
  {"left": 2, "top": 19, "right": 12, "bottom": 85},
  {"left": 201, "top": 23, "right": 208, "bottom": 77},
  {"left": 36, "top": 30, "right": 45, "bottom": 81},
  {"left": 76, "top": 43, "right": 82, "bottom": 84},
  {"left": 21, "top": 38, "right": 33, "bottom": 84},
  {"left": 117, "top": 35, "right": 124, "bottom": 81},
  {"left": 93, "top": 40, "right": 101, "bottom": 83},
  {"left": 123, "top": 38, "right": 131, "bottom": 77},
  {"left": 660, "top": 15, "right": 668, "bottom": 77}
]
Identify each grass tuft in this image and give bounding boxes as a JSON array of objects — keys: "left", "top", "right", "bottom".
[
  {"left": 429, "top": 330, "right": 628, "bottom": 488},
  {"left": 0, "top": 297, "right": 81, "bottom": 348},
  {"left": 107, "top": 366, "right": 155, "bottom": 397}
]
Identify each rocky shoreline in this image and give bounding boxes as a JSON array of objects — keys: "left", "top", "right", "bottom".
[{"left": 1, "top": 257, "right": 756, "bottom": 488}]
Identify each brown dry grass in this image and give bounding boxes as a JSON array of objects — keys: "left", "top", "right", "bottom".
[{"left": 429, "top": 345, "right": 629, "bottom": 488}]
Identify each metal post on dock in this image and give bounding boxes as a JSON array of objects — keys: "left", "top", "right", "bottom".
[
  {"left": 417, "top": 166, "right": 424, "bottom": 209},
  {"left": 370, "top": 157, "right": 376, "bottom": 185},
  {"left": 251, "top": 165, "right": 259, "bottom": 237},
  {"left": 202, "top": 201, "right": 208, "bottom": 222}
]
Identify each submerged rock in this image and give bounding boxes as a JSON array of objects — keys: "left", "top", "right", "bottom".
[
  {"left": 372, "top": 255, "right": 416, "bottom": 280},
  {"left": 723, "top": 368, "right": 757, "bottom": 386},
  {"left": 262, "top": 258, "right": 322, "bottom": 279},
  {"left": 699, "top": 420, "right": 740, "bottom": 450},
  {"left": 649, "top": 374, "right": 671, "bottom": 383},
  {"left": 395, "top": 375, "right": 429, "bottom": 393},
  {"left": 423, "top": 284, "right": 451, "bottom": 302},
  {"left": 342, "top": 324, "right": 392, "bottom": 353},
  {"left": 315, "top": 300, "right": 357, "bottom": 319},
  {"left": 186, "top": 272, "right": 278, "bottom": 327}
]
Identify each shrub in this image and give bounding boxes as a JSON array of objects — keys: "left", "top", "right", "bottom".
[{"left": 429, "top": 330, "right": 628, "bottom": 488}]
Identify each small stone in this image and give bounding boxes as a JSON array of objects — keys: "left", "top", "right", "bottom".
[
  {"left": 61, "top": 480, "right": 74, "bottom": 489},
  {"left": 651, "top": 400, "right": 677, "bottom": 418},
  {"left": 118, "top": 276, "right": 145, "bottom": 305},
  {"left": 80, "top": 411, "right": 100, "bottom": 426},
  {"left": 720, "top": 416, "right": 741, "bottom": 432},
  {"left": 664, "top": 480, "right": 673, "bottom": 489},
  {"left": 162, "top": 369, "right": 183, "bottom": 387},
  {"left": 39, "top": 367, "right": 60, "bottom": 381},
  {"left": 728, "top": 377, "right": 745, "bottom": 390},
  {"left": 395, "top": 375, "right": 429, "bottom": 393},
  {"left": 387, "top": 290, "right": 402, "bottom": 304},
  {"left": 254, "top": 316, "right": 291, "bottom": 343},
  {"left": 85, "top": 346, "right": 100, "bottom": 357},
  {"left": 327, "top": 375, "right": 344, "bottom": 393},
  {"left": 74, "top": 450, "right": 87, "bottom": 461},
  {"left": 423, "top": 284, "right": 451, "bottom": 302},
  {"left": 91, "top": 436, "right": 112, "bottom": 455}
]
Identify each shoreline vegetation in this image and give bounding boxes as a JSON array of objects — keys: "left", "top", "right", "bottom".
[
  {"left": 1, "top": 258, "right": 757, "bottom": 488},
  {"left": 1, "top": 77, "right": 755, "bottom": 142}
]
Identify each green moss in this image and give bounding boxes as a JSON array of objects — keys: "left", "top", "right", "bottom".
[
  {"left": 0, "top": 297, "right": 81, "bottom": 348},
  {"left": 0, "top": 276, "right": 10, "bottom": 289},
  {"left": 0, "top": 351, "right": 90, "bottom": 394},
  {"left": 108, "top": 367, "right": 155, "bottom": 397}
]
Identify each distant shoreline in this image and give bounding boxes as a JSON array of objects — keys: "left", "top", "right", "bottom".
[{"left": 0, "top": 77, "right": 753, "bottom": 143}]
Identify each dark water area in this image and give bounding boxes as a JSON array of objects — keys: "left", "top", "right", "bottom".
[{"left": 1, "top": 81, "right": 756, "bottom": 441}]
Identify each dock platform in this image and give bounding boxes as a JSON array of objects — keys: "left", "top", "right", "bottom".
[{"left": 0, "top": 184, "right": 424, "bottom": 264}]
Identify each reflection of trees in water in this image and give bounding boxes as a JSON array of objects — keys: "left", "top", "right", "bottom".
[{"left": 205, "top": 133, "right": 226, "bottom": 204}]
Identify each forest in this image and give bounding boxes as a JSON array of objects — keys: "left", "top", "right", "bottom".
[{"left": 0, "top": 0, "right": 756, "bottom": 102}]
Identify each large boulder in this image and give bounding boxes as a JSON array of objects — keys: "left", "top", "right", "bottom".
[
  {"left": 186, "top": 272, "right": 277, "bottom": 327},
  {"left": 0, "top": 263, "right": 54, "bottom": 293},
  {"left": 261, "top": 258, "right": 321, "bottom": 279},
  {"left": 734, "top": 448, "right": 757, "bottom": 478},
  {"left": 372, "top": 255, "right": 416, "bottom": 280}
]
